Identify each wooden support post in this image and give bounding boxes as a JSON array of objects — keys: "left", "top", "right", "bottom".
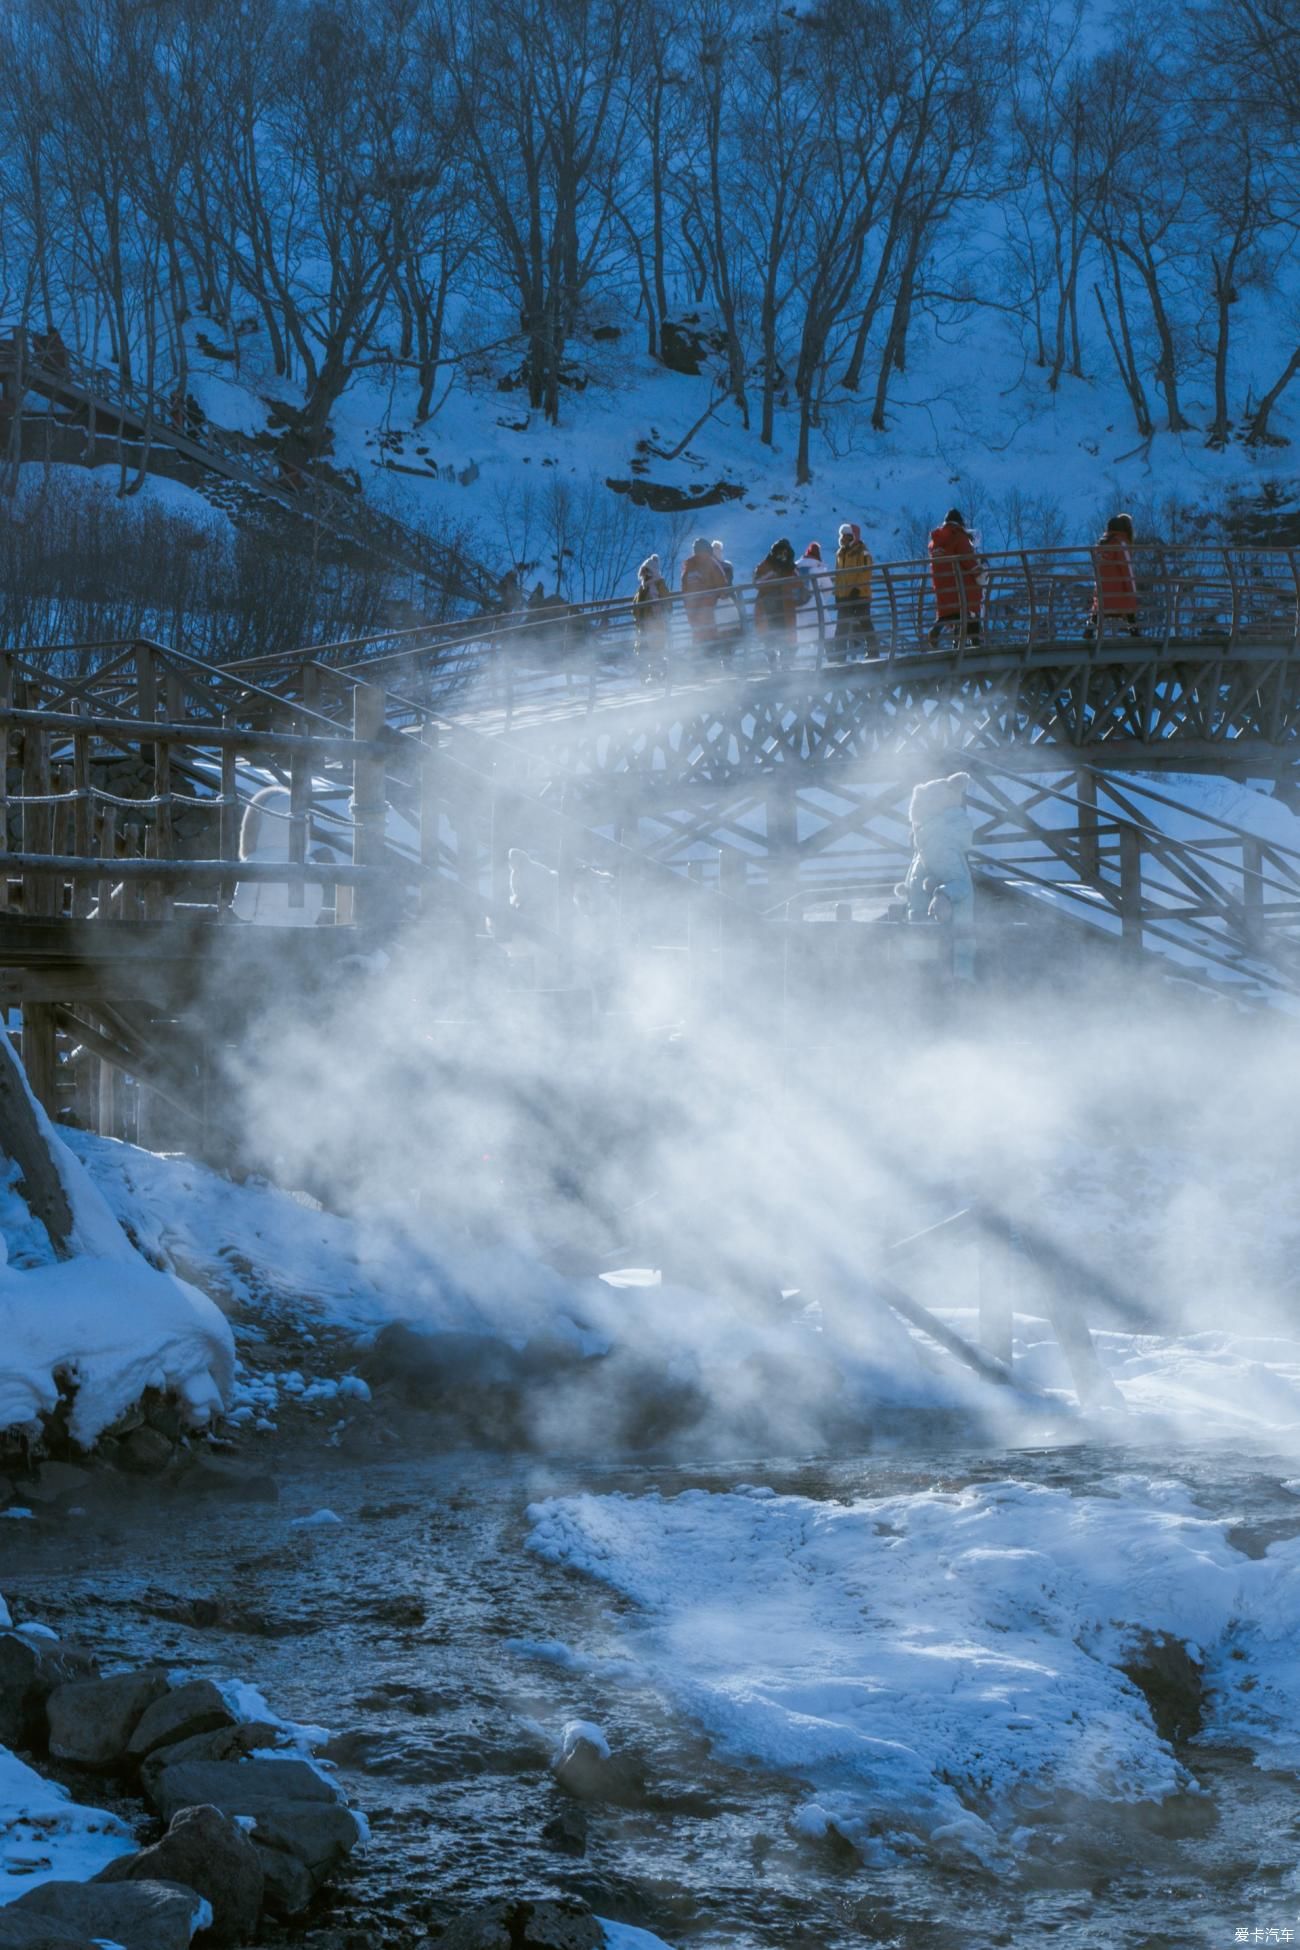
[
  {"left": 419, "top": 741, "right": 441, "bottom": 918},
  {"left": 71, "top": 700, "right": 91, "bottom": 918},
  {"left": 135, "top": 642, "right": 157, "bottom": 759},
  {"left": 0, "top": 652, "right": 11, "bottom": 914},
  {"left": 350, "top": 682, "right": 388, "bottom": 928},
  {"left": 219, "top": 711, "right": 239, "bottom": 914},
  {"left": 1076, "top": 769, "right": 1100, "bottom": 884},
  {"left": 97, "top": 805, "right": 117, "bottom": 920},
  {"left": 154, "top": 689, "right": 175, "bottom": 923},
  {"left": 21, "top": 1003, "right": 58, "bottom": 1118},
  {"left": 20, "top": 687, "right": 54, "bottom": 919},
  {"left": 288, "top": 733, "right": 309, "bottom": 911},
  {"left": 1242, "top": 836, "right": 1264, "bottom": 952},
  {"left": 1119, "top": 822, "right": 1142, "bottom": 951}
]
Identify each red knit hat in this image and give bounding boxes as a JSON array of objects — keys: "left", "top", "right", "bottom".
[{"left": 804, "top": 541, "right": 822, "bottom": 561}]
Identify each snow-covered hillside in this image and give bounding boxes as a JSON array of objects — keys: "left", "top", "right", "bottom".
[{"left": 3, "top": 0, "right": 1300, "bottom": 616}]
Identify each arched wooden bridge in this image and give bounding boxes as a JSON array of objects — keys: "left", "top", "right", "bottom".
[{"left": 1, "top": 541, "right": 1299, "bottom": 1147}]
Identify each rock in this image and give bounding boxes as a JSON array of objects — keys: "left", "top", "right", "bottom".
[
  {"left": 141, "top": 1392, "right": 186, "bottom": 1444},
  {"left": 253, "top": 1841, "right": 314, "bottom": 1916},
  {"left": 541, "top": 1805, "right": 588, "bottom": 1855},
  {"left": 140, "top": 1720, "right": 282, "bottom": 1797},
  {"left": 46, "top": 1667, "right": 170, "bottom": 1770},
  {"left": 173, "top": 1450, "right": 278, "bottom": 1502},
  {"left": 250, "top": 1802, "right": 362, "bottom": 1892},
  {"left": 435, "top": 1898, "right": 604, "bottom": 1950},
  {"left": 95, "top": 1803, "right": 264, "bottom": 1947},
  {"left": 0, "top": 1633, "right": 97, "bottom": 1751},
  {"left": 119, "top": 1428, "right": 176, "bottom": 1476},
  {"left": 142, "top": 1756, "right": 362, "bottom": 1912},
  {"left": 7, "top": 1879, "right": 206, "bottom": 1950},
  {"left": 553, "top": 1727, "right": 647, "bottom": 1808},
  {"left": 127, "top": 1679, "right": 235, "bottom": 1760},
  {"left": 23, "top": 1463, "right": 93, "bottom": 1506},
  {"left": 1121, "top": 1631, "right": 1205, "bottom": 1745},
  {"left": 148, "top": 1756, "right": 340, "bottom": 1825},
  {"left": 0, "top": 1916, "right": 100, "bottom": 1948}
]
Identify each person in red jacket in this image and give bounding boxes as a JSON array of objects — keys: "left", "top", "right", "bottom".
[
  {"left": 1085, "top": 515, "right": 1140, "bottom": 640},
  {"left": 680, "top": 536, "right": 729, "bottom": 651},
  {"left": 927, "top": 509, "right": 984, "bottom": 646}
]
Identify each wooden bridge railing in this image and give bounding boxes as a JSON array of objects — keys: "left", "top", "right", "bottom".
[
  {"left": 0, "top": 326, "right": 498, "bottom": 610},
  {"left": 196, "top": 542, "right": 1300, "bottom": 733}
]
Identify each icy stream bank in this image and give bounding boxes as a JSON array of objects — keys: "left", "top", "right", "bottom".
[{"left": 3, "top": 1445, "right": 1300, "bottom": 1949}]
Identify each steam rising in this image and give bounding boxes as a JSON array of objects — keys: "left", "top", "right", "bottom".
[{"left": 222, "top": 845, "right": 1300, "bottom": 1459}]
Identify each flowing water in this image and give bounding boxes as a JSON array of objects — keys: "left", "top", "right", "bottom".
[{"left": 4, "top": 1438, "right": 1300, "bottom": 1950}]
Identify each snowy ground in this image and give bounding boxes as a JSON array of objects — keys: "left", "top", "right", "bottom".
[{"left": 527, "top": 1472, "right": 1300, "bottom": 1874}]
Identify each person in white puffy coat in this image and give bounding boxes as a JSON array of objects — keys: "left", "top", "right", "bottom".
[
  {"left": 898, "top": 771, "right": 976, "bottom": 980},
  {"left": 796, "top": 541, "right": 835, "bottom": 657}
]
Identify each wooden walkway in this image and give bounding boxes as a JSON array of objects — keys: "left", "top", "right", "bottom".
[{"left": 0, "top": 542, "right": 1298, "bottom": 1142}]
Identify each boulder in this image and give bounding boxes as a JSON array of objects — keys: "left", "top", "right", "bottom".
[
  {"left": 248, "top": 1801, "right": 361, "bottom": 1877},
  {"left": 139, "top": 1720, "right": 281, "bottom": 1797},
  {"left": 127, "top": 1679, "right": 235, "bottom": 1760},
  {"left": 434, "top": 1898, "right": 605, "bottom": 1950},
  {"left": 143, "top": 1754, "right": 362, "bottom": 1912},
  {"left": 46, "top": 1667, "right": 170, "bottom": 1770},
  {"left": 0, "top": 1633, "right": 97, "bottom": 1751},
  {"left": 148, "top": 1756, "right": 339, "bottom": 1825},
  {"left": 0, "top": 1915, "right": 100, "bottom": 1949},
  {"left": 553, "top": 1727, "right": 646, "bottom": 1808},
  {"left": 253, "top": 1841, "right": 314, "bottom": 1915},
  {"left": 95, "top": 1802, "right": 263, "bottom": 1947},
  {"left": 6, "top": 1879, "right": 205, "bottom": 1950},
  {"left": 118, "top": 1427, "right": 176, "bottom": 1476}
]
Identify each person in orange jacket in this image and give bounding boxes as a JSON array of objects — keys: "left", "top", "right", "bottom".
[
  {"left": 1085, "top": 515, "right": 1139, "bottom": 641},
  {"left": 753, "top": 538, "right": 800, "bottom": 667},
  {"left": 927, "top": 509, "right": 984, "bottom": 646},
  {"left": 680, "top": 536, "right": 728, "bottom": 651}
]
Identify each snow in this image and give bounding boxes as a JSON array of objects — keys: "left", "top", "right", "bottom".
[
  {"left": 0, "top": 1055, "right": 235, "bottom": 1447},
  {"left": 528, "top": 1474, "right": 1300, "bottom": 1867},
  {"left": 598, "top": 1924, "right": 678, "bottom": 1950},
  {"left": 0, "top": 1744, "right": 133, "bottom": 1894},
  {"left": 556, "top": 1718, "right": 611, "bottom": 1764},
  {"left": 0, "top": 1257, "right": 234, "bottom": 1448},
  {"left": 63, "top": 1130, "right": 599, "bottom": 1355}
]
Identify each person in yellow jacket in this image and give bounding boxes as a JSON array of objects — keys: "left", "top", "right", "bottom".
[{"left": 832, "top": 523, "right": 875, "bottom": 661}]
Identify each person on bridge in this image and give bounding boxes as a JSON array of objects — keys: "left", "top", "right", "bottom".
[
  {"left": 753, "top": 538, "right": 800, "bottom": 667},
  {"left": 832, "top": 523, "right": 875, "bottom": 661},
  {"left": 632, "top": 554, "right": 672, "bottom": 681},
  {"left": 710, "top": 538, "right": 746, "bottom": 654},
  {"left": 897, "top": 771, "right": 977, "bottom": 981},
  {"left": 796, "top": 542, "right": 834, "bottom": 657},
  {"left": 1085, "top": 515, "right": 1140, "bottom": 641},
  {"left": 680, "top": 536, "right": 729, "bottom": 653},
  {"left": 927, "top": 510, "right": 984, "bottom": 647}
]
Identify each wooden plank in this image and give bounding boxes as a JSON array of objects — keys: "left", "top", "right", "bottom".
[
  {"left": 19, "top": 1001, "right": 59, "bottom": 1120},
  {"left": 288, "top": 732, "right": 310, "bottom": 911},
  {"left": 219, "top": 711, "right": 239, "bottom": 911}
]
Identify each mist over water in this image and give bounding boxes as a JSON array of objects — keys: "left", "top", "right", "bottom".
[{"left": 218, "top": 884, "right": 1300, "bottom": 1460}]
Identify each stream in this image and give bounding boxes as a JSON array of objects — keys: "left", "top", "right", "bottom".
[{"left": 4, "top": 1438, "right": 1300, "bottom": 1950}]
